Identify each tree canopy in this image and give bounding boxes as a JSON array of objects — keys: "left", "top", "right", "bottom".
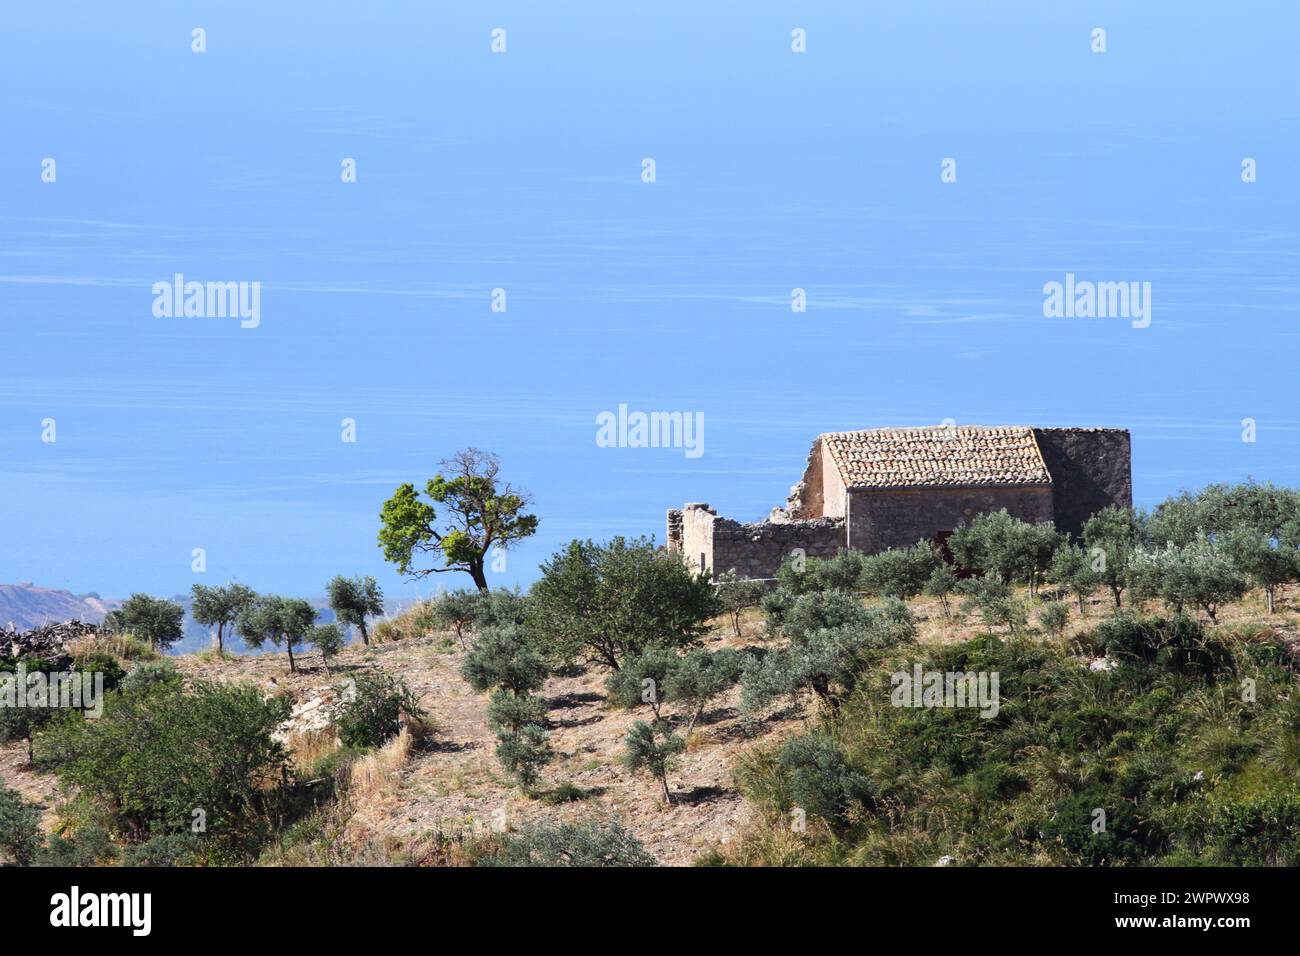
[{"left": 378, "top": 448, "right": 538, "bottom": 591}]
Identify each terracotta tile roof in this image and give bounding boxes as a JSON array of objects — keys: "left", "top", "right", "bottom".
[{"left": 820, "top": 425, "right": 1052, "bottom": 489}]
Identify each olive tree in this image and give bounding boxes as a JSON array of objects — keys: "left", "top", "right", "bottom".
[
  {"left": 190, "top": 583, "right": 256, "bottom": 656},
  {"left": 118, "top": 593, "right": 185, "bottom": 651},
  {"left": 236, "top": 595, "right": 318, "bottom": 672},
  {"left": 326, "top": 574, "right": 384, "bottom": 646},
  {"left": 529, "top": 537, "right": 720, "bottom": 671}
]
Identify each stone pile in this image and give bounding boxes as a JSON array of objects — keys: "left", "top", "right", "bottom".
[{"left": 1, "top": 620, "right": 101, "bottom": 668}]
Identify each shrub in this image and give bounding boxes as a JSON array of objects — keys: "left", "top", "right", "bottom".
[
  {"left": 858, "top": 540, "right": 941, "bottom": 599},
  {"left": 772, "top": 733, "right": 876, "bottom": 832},
  {"left": 775, "top": 548, "right": 866, "bottom": 596},
  {"left": 663, "top": 647, "right": 746, "bottom": 731},
  {"left": 460, "top": 624, "right": 552, "bottom": 792},
  {"left": 605, "top": 646, "right": 682, "bottom": 718},
  {"left": 1131, "top": 536, "right": 1249, "bottom": 622},
  {"left": 481, "top": 818, "right": 656, "bottom": 867},
  {"left": 68, "top": 651, "right": 126, "bottom": 692},
  {"left": 957, "top": 575, "right": 1027, "bottom": 633},
  {"left": 621, "top": 720, "right": 686, "bottom": 804},
  {"left": 743, "top": 599, "right": 915, "bottom": 715},
  {"left": 312, "top": 624, "right": 346, "bottom": 671},
  {"left": 0, "top": 659, "right": 63, "bottom": 761},
  {"left": 119, "top": 658, "right": 182, "bottom": 693},
  {"left": 35, "top": 680, "right": 291, "bottom": 850},
  {"left": 1200, "top": 793, "right": 1300, "bottom": 866},
  {"left": 471, "top": 587, "right": 530, "bottom": 629},
  {"left": 121, "top": 832, "right": 201, "bottom": 867},
  {"left": 759, "top": 587, "right": 796, "bottom": 632},
  {"left": 529, "top": 536, "right": 719, "bottom": 670},
  {"left": 779, "top": 590, "right": 875, "bottom": 643},
  {"left": 1039, "top": 601, "right": 1071, "bottom": 638},
  {"left": 1090, "top": 614, "right": 1230, "bottom": 677},
  {"left": 0, "top": 784, "right": 43, "bottom": 865},
  {"left": 494, "top": 724, "right": 552, "bottom": 791},
  {"left": 35, "top": 824, "right": 118, "bottom": 867},
  {"left": 335, "top": 669, "right": 425, "bottom": 749},
  {"left": 459, "top": 625, "right": 548, "bottom": 697},
  {"left": 486, "top": 688, "right": 548, "bottom": 735},
  {"left": 1040, "top": 786, "right": 1152, "bottom": 865}
]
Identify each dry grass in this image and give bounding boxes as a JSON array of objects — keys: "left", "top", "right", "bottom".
[
  {"left": 285, "top": 728, "right": 340, "bottom": 776},
  {"left": 348, "top": 725, "right": 425, "bottom": 802},
  {"left": 68, "top": 632, "right": 158, "bottom": 665}
]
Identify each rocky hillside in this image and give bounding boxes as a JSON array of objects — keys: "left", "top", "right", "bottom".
[{"left": 177, "top": 610, "right": 805, "bottom": 865}]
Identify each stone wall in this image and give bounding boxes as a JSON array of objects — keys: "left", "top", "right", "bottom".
[
  {"left": 677, "top": 502, "right": 845, "bottom": 580},
  {"left": 1033, "top": 427, "right": 1132, "bottom": 539},
  {"left": 666, "top": 508, "right": 683, "bottom": 555},
  {"left": 847, "top": 485, "right": 1055, "bottom": 552}
]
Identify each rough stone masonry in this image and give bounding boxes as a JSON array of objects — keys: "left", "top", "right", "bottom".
[{"left": 666, "top": 425, "right": 1132, "bottom": 580}]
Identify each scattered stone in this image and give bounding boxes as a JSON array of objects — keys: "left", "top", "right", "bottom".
[{"left": 1, "top": 619, "right": 101, "bottom": 669}]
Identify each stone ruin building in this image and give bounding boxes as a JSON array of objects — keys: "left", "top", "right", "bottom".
[{"left": 666, "top": 425, "right": 1132, "bottom": 580}]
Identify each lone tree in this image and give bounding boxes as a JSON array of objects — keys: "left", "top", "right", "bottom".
[
  {"left": 118, "top": 593, "right": 186, "bottom": 651},
  {"left": 190, "top": 583, "right": 255, "bottom": 655},
  {"left": 378, "top": 448, "right": 538, "bottom": 591},
  {"left": 237, "top": 595, "right": 318, "bottom": 673},
  {"left": 326, "top": 575, "right": 384, "bottom": 646}
]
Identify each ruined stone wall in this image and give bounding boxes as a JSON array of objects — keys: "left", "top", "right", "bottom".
[
  {"left": 784, "top": 438, "right": 825, "bottom": 519},
  {"left": 680, "top": 503, "right": 717, "bottom": 575},
  {"left": 678, "top": 501, "right": 845, "bottom": 579},
  {"left": 710, "top": 515, "right": 846, "bottom": 579},
  {"left": 847, "top": 485, "right": 1054, "bottom": 553},
  {"left": 1032, "top": 427, "right": 1132, "bottom": 539},
  {"left": 666, "top": 509, "right": 683, "bottom": 555}
]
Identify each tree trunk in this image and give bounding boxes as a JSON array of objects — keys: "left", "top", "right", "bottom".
[
  {"left": 286, "top": 641, "right": 296, "bottom": 673},
  {"left": 1266, "top": 587, "right": 1275, "bottom": 614},
  {"left": 360, "top": 622, "right": 370, "bottom": 647},
  {"left": 216, "top": 623, "right": 225, "bottom": 655},
  {"left": 1111, "top": 585, "right": 1122, "bottom": 610},
  {"left": 660, "top": 774, "right": 672, "bottom": 804},
  {"left": 469, "top": 560, "right": 488, "bottom": 591}
]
